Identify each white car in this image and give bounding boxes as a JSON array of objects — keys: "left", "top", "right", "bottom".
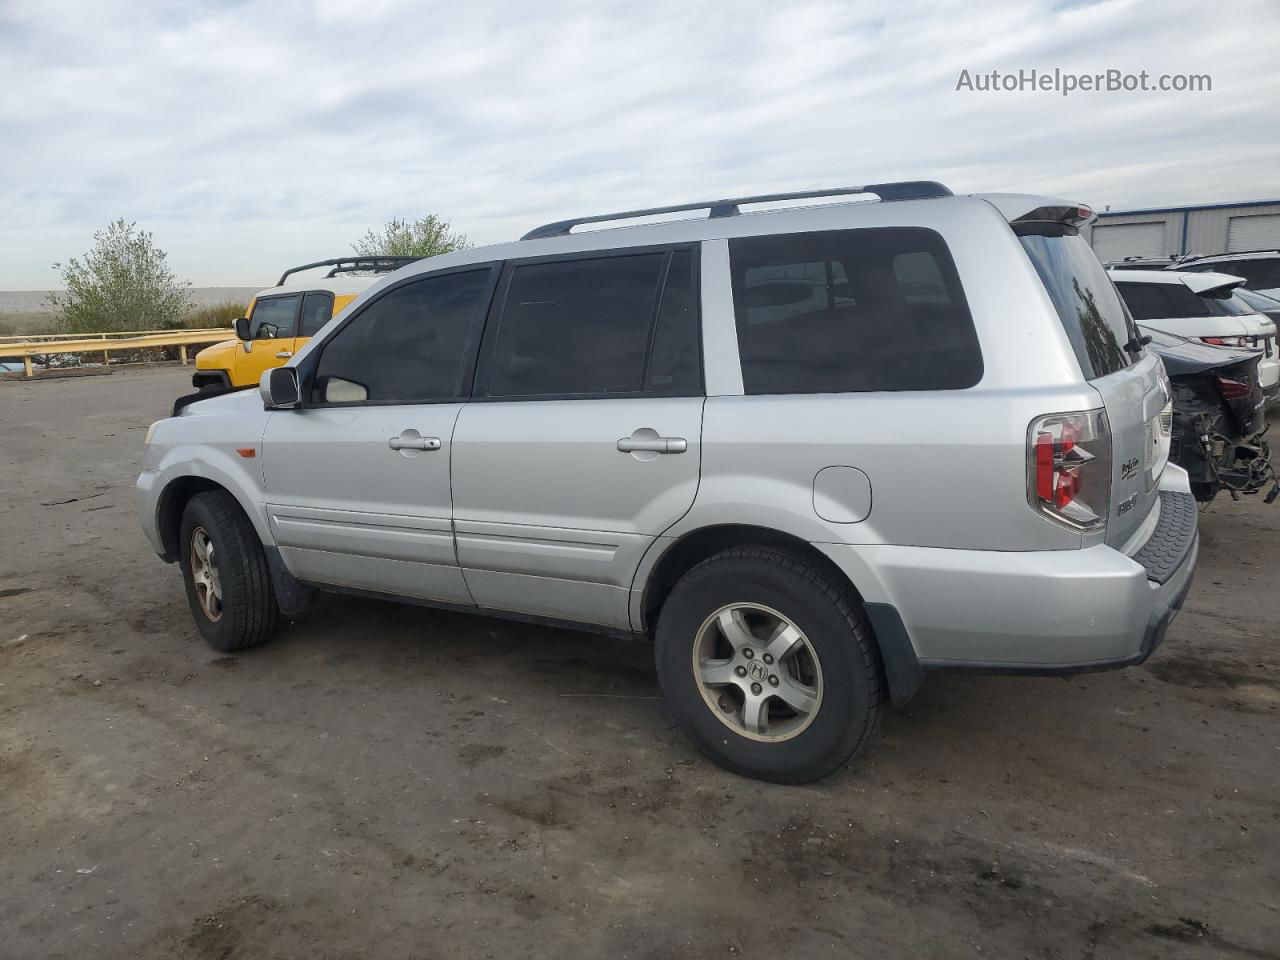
[{"left": 1109, "top": 269, "right": 1279, "bottom": 400}]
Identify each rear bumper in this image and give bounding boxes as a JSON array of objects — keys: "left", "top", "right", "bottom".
[{"left": 819, "top": 486, "right": 1199, "bottom": 698}]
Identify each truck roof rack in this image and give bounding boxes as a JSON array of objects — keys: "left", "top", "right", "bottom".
[
  {"left": 520, "top": 181, "right": 953, "bottom": 241},
  {"left": 276, "top": 256, "right": 424, "bottom": 286}
]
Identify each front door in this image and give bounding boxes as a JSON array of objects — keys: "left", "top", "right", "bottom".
[
  {"left": 452, "top": 247, "right": 704, "bottom": 630},
  {"left": 262, "top": 266, "right": 498, "bottom": 603},
  {"left": 236, "top": 293, "right": 301, "bottom": 386}
]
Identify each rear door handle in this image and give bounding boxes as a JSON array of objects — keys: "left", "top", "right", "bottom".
[
  {"left": 617, "top": 435, "right": 687, "bottom": 454},
  {"left": 275, "top": 351, "right": 293, "bottom": 359}
]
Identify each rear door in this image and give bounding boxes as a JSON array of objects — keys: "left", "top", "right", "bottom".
[
  {"left": 1019, "top": 226, "right": 1170, "bottom": 548},
  {"left": 292, "top": 291, "right": 335, "bottom": 360},
  {"left": 451, "top": 246, "right": 704, "bottom": 630},
  {"left": 262, "top": 266, "right": 497, "bottom": 603}
]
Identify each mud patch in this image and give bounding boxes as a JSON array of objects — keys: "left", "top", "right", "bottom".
[
  {"left": 1145, "top": 655, "right": 1278, "bottom": 691},
  {"left": 184, "top": 895, "right": 282, "bottom": 960},
  {"left": 456, "top": 742, "right": 506, "bottom": 767},
  {"left": 0, "top": 587, "right": 33, "bottom": 599}
]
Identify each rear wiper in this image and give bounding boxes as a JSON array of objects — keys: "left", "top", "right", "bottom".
[{"left": 1124, "top": 334, "right": 1153, "bottom": 355}]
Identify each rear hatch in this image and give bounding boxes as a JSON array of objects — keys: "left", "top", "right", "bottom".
[
  {"left": 1146, "top": 329, "right": 1264, "bottom": 435},
  {"left": 1014, "top": 216, "right": 1170, "bottom": 548}
]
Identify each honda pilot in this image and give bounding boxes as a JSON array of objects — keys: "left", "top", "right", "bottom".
[{"left": 138, "top": 183, "right": 1198, "bottom": 783}]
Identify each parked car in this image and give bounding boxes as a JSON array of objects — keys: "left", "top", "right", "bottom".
[
  {"left": 138, "top": 183, "right": 1198, "bottom": 783},
  {"left": 1234, "top": 286, "right": 1280, "bottom": 327},
  {"left": 191, "top": 257, "right": 422, "bottom": 390},
  {"left": 1105, "top": 255, "right": 1185, "bottom": 271},
  {"left": 1108, "top": 269, "right": 1279, "bottom": 402},
  {"left": 1143, "top": 329, "right": 1274, "bottom": 503},
  {"left": 1175, "top": 250, "right": 1280, "bottom": 299}
]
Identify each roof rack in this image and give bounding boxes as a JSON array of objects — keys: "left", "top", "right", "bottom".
[
  {"left": 276, "top": 256, "right": 424, "bottom": 286},
  {"left": 1182, "top": 249, "right": 1280, "bottom": 262},
  {"left": 520, "top": 181, "right": 953, "bottom": 241}
]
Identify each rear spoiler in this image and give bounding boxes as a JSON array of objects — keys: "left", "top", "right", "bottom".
[
  {"left": 977, "top": 193, "right": 1095, "bottom": 226},
  {"left": 1180, "top": 272, "right": 1247, "bottom": 296}
]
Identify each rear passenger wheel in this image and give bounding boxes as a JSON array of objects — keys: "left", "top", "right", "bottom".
[
  {"left": 179, "top": 491, "right": 279, "bottom": 652},
  {"left": 655, "top": 547, "right": 882, "bottom": 783}
]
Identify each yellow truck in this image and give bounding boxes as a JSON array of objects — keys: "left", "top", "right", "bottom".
[{"left": 192, "top": 257, "right": 421, "bottom": 390}]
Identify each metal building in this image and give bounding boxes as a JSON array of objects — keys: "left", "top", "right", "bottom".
[{"left": 1082, "top": 199, "right": 1280, "bottom": 262}]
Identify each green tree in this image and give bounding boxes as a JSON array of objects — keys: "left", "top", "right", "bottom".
[
  {"left": 352, "top": 214, "right": 470, "bottom": 259},
  {"left": 48, "top": 219, "right": 193, "bottom": 334}
]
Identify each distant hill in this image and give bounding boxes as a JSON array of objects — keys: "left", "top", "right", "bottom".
[{"left": 0, "top": 287, "right": 261, "bottom": 315}]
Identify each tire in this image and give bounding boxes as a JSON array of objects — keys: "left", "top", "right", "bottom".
[
  {"left": 654, "top": 547, "right": 882, "bottom": 784},
  {"left": 178, "top": 490, "right": 279, "bottom": 652}
]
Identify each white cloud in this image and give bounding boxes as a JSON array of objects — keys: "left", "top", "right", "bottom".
[{"left": 1, "top": 0, "right": 1276, "bottom": 287}]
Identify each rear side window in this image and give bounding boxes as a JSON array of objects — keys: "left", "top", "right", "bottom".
[
  {"left": 1018, "top": 226, "right": 1138, "bottom": 378},
  {"left": 485, "top": 249, "right": 701, "bottom": 398},
  {"left": 250, "top": 295, "right": 299, "bottom": 339},
  {"left": 311, "top": 269, "right": 492, "bottom": 405},
  {"left": 298, "top": 292, "right": 334, "bottom": 337},
  {"left": 729, "top": 227, "right": 981, "bottom": 394}
]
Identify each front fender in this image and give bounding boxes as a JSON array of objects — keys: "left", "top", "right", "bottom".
[{"left": 144, "top": 440, "right": 273, "bottom": 558}]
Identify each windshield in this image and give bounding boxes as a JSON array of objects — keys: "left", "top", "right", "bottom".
[
  {"left": 1018, "top": 224, "right": 1140, "bottom": 378},
  {"left": 1235, "top": 287, "right": 1280, "bottom": 312}
]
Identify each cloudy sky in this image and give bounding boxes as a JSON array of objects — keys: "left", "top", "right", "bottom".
[{"left": 1, "top": 0, "right": 1277, "bottom": 288}]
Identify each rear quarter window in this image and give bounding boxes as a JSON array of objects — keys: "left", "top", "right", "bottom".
[{"left": 728, "top": 227, "right": 982, "bottom": 394}]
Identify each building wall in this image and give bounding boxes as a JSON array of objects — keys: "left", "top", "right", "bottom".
[
  {"left": 1083, "top": 201, "right": 1280, "bottom": 259},
  {"left": 1185, "top": 203, "right": 1280, "bottom": 257}
]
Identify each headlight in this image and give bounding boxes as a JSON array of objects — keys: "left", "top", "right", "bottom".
[{"left": 144, "top": 420, "right": 161, "bottom": 445}]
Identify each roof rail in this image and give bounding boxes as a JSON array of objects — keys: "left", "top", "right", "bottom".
[
  {"left": 276, "top": 256, "right": 424, "bottom": 286},
  {"left": 520, "top": 181, "right": 953, "bottom": 241}
]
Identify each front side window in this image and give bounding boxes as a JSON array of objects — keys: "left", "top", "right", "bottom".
[
  {"left": 485, "top": 249, "right": 700, "bottom": 398},
  {"left": 729, "top": 227, "right": 981, "bottom": 394},
  {"left": 299, "top": 292, "right": 334, "bottom": 337},
  {"left": 311, "top": 270, "right": 492, "bottom": 405},
  {"left": 251, "top": 295, "right": 300, "bottom": 340}
]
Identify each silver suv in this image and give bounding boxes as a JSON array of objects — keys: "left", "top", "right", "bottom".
[{"left": 137, "top": 183, "right": 1198, "bottom": 783}]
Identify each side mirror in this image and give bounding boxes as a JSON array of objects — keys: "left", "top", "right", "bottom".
[
  {"left": 261, "top": 367, "right": 300, "bottom": 409},
  {"left": 234, "top": 316, "right": 252, "bottom": 341}
]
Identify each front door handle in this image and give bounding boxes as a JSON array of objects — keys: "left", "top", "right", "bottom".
[
  {"left": 389, "top": 431, "right": 441, "bottom": 452},
  {"left": 275, "top": 351, "right": 293, "bottom": 359},
  {"left": 617, "top": 432, "right": 687, "bottom": 454}
]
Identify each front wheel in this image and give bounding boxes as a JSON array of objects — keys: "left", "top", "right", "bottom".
[
  {"left": 178, "top": 490, "right": 279, "bottom": 652},
  {"left": 654, "top": 547, "right": 883, "bottom": 784}
]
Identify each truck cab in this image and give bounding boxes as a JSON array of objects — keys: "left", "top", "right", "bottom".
[{"left": 192, "top": 257, "right": 421, "bottom": 390}]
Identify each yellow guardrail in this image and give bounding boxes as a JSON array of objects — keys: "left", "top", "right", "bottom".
[{"left": 1, "top": 328, "right": 235, "bottom": 377}]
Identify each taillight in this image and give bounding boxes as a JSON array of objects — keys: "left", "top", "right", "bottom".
[
  {"left": 1217, "top": 376, "right": 1252, "bottom": 399},
  {"left": 1027, "top": 410, "right": 1112, "bottom": 530},
  {"left": 1201, "top": 336, "right": 1253, "bottom": 348}
]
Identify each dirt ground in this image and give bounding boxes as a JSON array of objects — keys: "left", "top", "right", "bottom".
[{"left": 1, "top": 365, "right": 1277, "bottom": 960}]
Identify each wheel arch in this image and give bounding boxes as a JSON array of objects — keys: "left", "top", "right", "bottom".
[
  {"left": 155, "top": 474, "right": 265, "bottom": 562},
  {"left": 635, "top": 523, "right": 923, "bottom": 705}
]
